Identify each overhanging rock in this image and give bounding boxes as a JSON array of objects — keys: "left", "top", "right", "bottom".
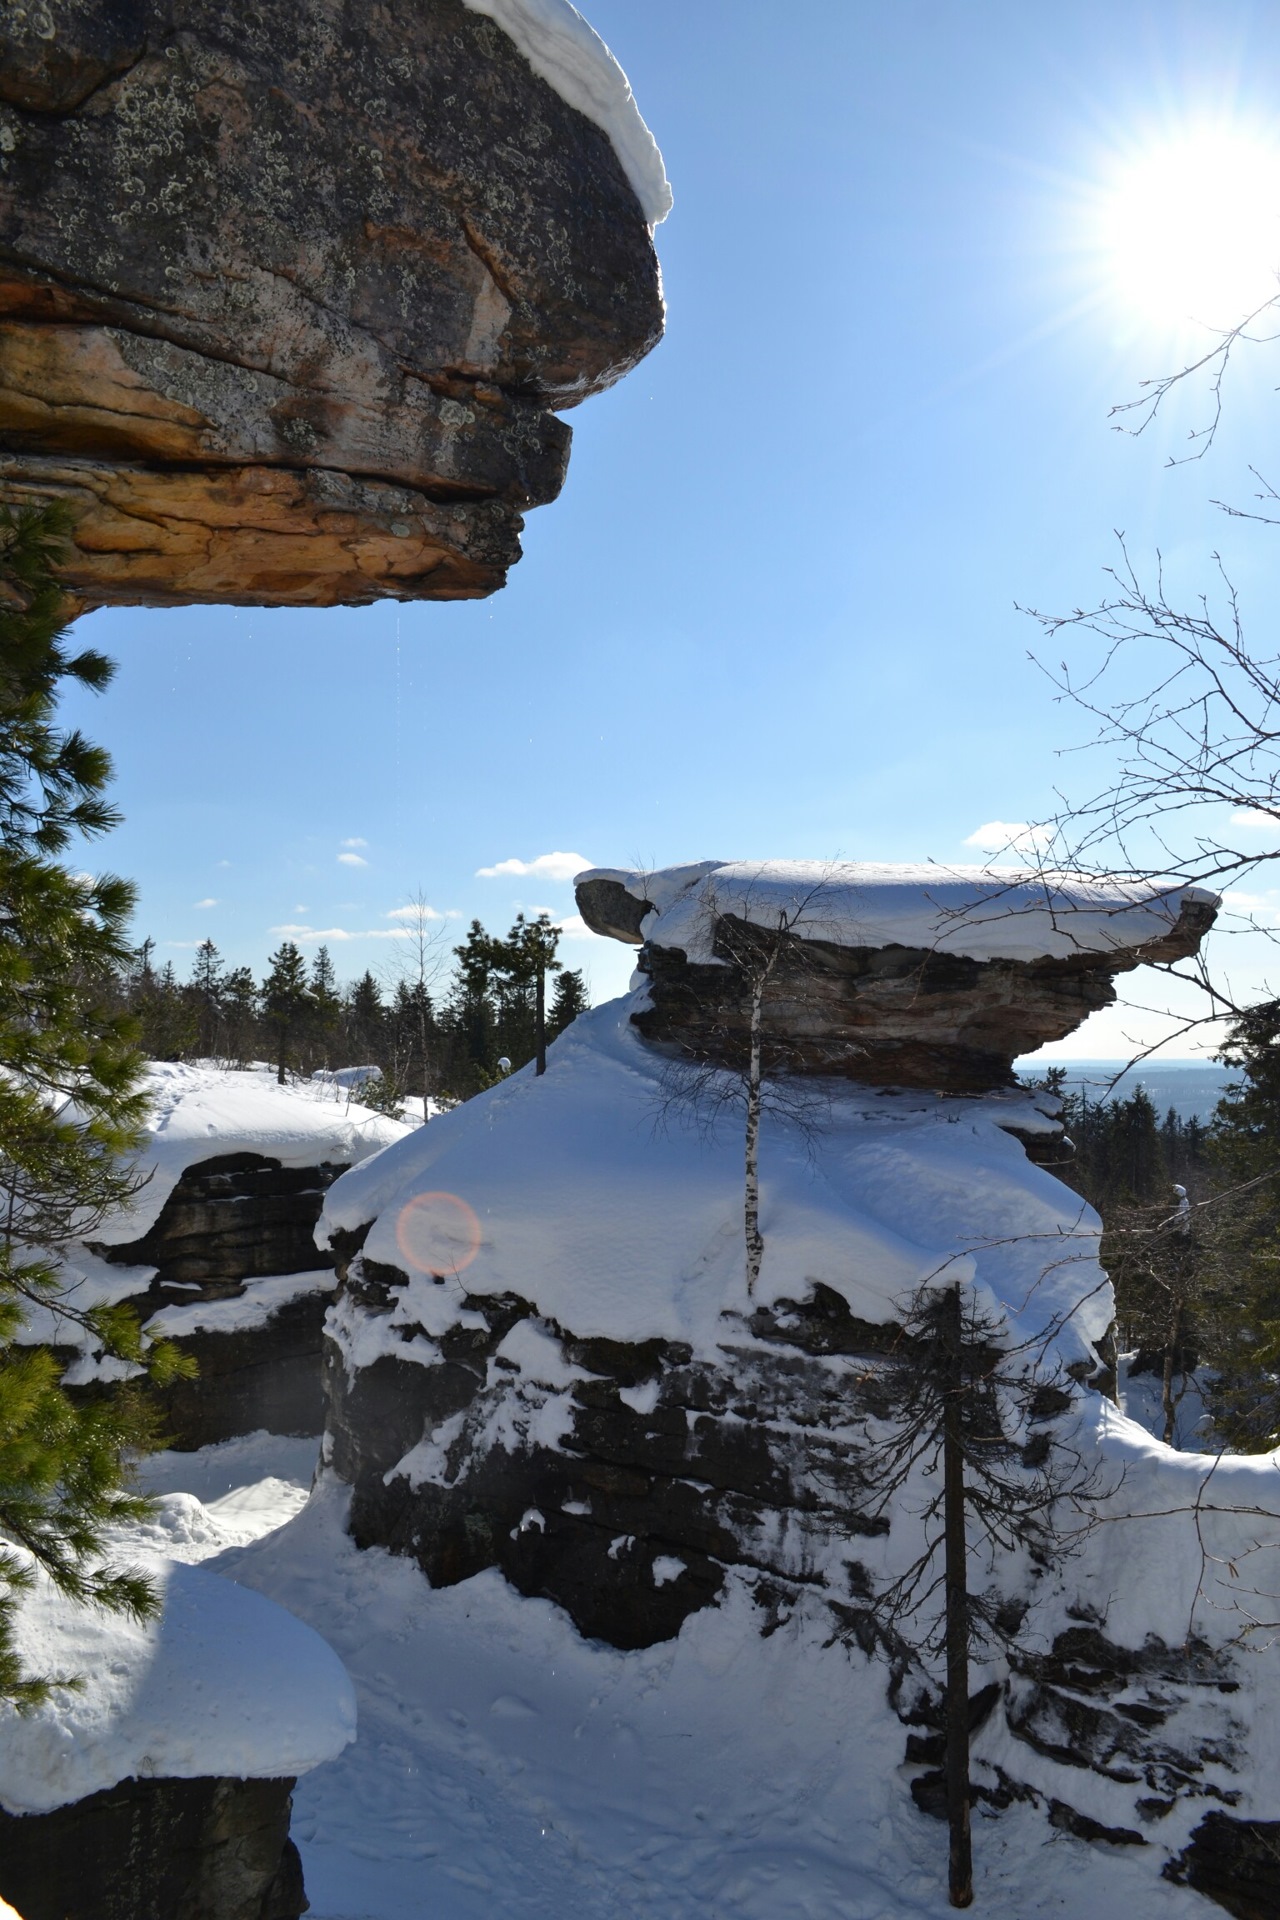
[
  {"left": 576, "top": 860, "right": 1220, "bottom": 1093},
  {"left": 0, "top": 0, "right": 666, "bottom": 608}
]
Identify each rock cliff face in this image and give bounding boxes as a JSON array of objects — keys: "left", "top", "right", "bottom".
[
  {"left": 0, "top": 0, "right": 664, "bottom": 608},
  {"left": 96, "top": 1150, "right": 346, "bottom": 1446},
  {"left": 0, "top": 1775, "right": 304, "bottom": 1920}
]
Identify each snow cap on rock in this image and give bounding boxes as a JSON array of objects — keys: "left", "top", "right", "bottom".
[
  {"left": 574, "top": 859, "right": 1219, "bottom": 966},
  {"left": 462, "top": 0, "right": 672, "bottom": 223},
  {"left": 0, "top": 1553, "right": 355, "bottom": 1815}
]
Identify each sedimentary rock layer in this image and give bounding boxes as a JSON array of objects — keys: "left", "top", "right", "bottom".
[
  {"left": 575, "top": 866, "right": 1219, "bottom": 1093},
  {"left": 0, "top": 0, "right": 664, "bottom": 607}
]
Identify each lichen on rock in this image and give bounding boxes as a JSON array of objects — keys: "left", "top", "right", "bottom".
[{"left": 0, "top": 0, "right": 666, "bottom": 608}]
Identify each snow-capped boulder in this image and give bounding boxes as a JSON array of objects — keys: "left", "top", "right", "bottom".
[
  {"left": 33, "top": 1064, "right": 411, "bottom": 1447},
  {"left": 0, "top": 1549, "right": 354, "bottom": 1920},
  {"left": 576, "top": 861, "right": 1219, "bottom": 1092},
  {"left": 314, "top": 863, "right": 1280, "bottom": 1901}
]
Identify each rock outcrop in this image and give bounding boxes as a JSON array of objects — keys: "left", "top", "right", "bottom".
[
  {"left": 93, "top": 1150, "right": 346, "bottom": 1446},
  {"left": 311, "top": 860, "right": 1279, "bottom": 1908},
  {"left": 327, "top": 1258, "right": 943, "bottom": 1651},
  {"left": 0, "top": 1775, "right": 304, "bottom": 1920},
  {"left": 575, "top": 862, "right": 1220, "bottom": 1093},
  {"left": 0, "top": 0, "right": 665, "bottom": 608}
]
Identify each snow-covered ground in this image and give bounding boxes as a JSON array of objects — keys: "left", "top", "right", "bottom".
[{"left": 90, "top": 1433, "right": 1220, "bottom": 1919}]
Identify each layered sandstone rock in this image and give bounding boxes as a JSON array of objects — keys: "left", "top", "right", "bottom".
[
  {"left": 576, "top": 861, "right": 1220, "bottom": 1093},
  {"left": 0, "top": 0, "right": 665, "bottom": 607}
]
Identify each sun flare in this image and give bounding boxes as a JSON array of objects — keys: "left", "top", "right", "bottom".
[{"left": 1099, "top": 129, "right": 1280, "bottom": 332}]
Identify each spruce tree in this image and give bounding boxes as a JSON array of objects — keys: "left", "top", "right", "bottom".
[
  {"left": 190, "top": 938, "right": 226, "bottom": 1059},
  {"left": 548, "top": 968, "right": 587, "bottom": 1038},
  {"left": 1201, "top": 1003, "right": 1280, "bottom": 1445},
  {"left": 307, "top": 945, "right": 340, "bottom": 1071},
  {"left": 347, "top": 971, "right": 385, "bottom": 1063},
  {"left": 221, "top": 965, "right": 259, "bottom": 1067},
  {"left": 262, "top": 941, "right": 311, "bottom": 1084},
  {"left": 0, "top": 504, "right": 187, "bottom": 1706}
]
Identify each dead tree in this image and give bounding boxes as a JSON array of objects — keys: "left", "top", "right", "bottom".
[
  {"left": 384, "top": 889, "right": 448, "bottom": 1124},
  {"left": 852, "top": 1280, "right": 1102, "bottom": 1909}
]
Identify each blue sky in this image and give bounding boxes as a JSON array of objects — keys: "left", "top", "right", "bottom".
[{"left": 62, "top": 0, "right": 1280, "bottom": 1050}]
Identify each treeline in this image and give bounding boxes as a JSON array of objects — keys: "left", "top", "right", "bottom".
[
  {"left": 114, "top": 914, "right": 589, "bottom": 1107},
  {"left": 1034, "top": 1034, "right": 1280, "bottom": 1451}
]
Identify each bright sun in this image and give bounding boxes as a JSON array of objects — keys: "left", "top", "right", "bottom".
[{"left": 1099, "top": 129, "right": 1280, "bottom": 332}]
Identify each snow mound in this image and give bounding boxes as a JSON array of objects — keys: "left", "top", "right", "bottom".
[
  {"left": 578, "top": 860, "right": 1218, "bottom": 964},
  {"left": 0, "top": 1550, "right": 354, "bottom": 1815},
  {"left": 95, "top": 1061, "right": 411, "bottom": 1247},
  {"left": 322, "top": 995, "right": 1105, "bottom": 1372},
  {"left": 462, "top": 0, "right": 672, "bottom": 224}
]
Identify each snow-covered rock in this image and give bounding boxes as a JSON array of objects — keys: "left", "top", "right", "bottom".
[
  {"left": 461, "top": 0, "right": 671, "bottom": 224},
  {"left": 0, "top": 0, "right": 665, "bottom": 611},
  {"left": 0, "top": 1553, "right": 354, "bottom": 1817},
  {"left": 0, "top": 1440, "right": 351, "bottom": 1920},
  {"left": 311, "top": 868, "right": 1280, "bottom": 1899},
  {"left": 575, "top": 861, "right": 1220, "bottom": 1092},
  {"left": 34, "top": 1064, "right": 412, "bottom": 1447},
  {"left": 100, "top": 1062, "right": 410, "bottom": 1249},
  {"left": 576, "top": 860, "right": 1219, "bottom": 965}
]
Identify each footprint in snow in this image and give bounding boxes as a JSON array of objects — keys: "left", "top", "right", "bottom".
[{"left": 489, "top": 1693, "right": 538, "bottom": 1719}]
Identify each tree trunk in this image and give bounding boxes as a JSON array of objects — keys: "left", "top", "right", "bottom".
[
  {"left": 1161, "top": 1298, "right": 1185, "bottom": 1447},
  {"left": 535, "top": 960, "right": 547, "bottom": 1077},
  {"left": 744, "top": 972, "right": 764, "bottom": 1295},
  {"left": 419, "top": 1002, "right": 431, "bottom": 1126},
  {"left": 942, "top": 1283, "right": 973, "bottom": 1909}
]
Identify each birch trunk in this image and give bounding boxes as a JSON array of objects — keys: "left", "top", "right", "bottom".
[{"left": 744, "top": 971, "right": 764, "bottom": 1296}]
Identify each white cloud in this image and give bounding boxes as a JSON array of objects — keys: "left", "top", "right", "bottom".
[
  {"left": 269, "top": 922, "right": 412, "bottom": 942},
  {"left": 962, "top": 820, "right": 1051, "bottom": 854},
  {"left": 476, "top": 851, "right": 591, "bottom": 883},
  {"left": 385, "top": 903, "right": 446, "bottom": 921},
  {"left": 341, "top": 837, "right": 369, "bottom": 848},
  {"left": 217, "top": 859, "right": 232, "bottom": 869},
  {"left": 192, "top": 897, "right": 219, "bottom": 909},
  {"left": 1231, "top": 808, "right": 1280, "bottom": 830},
  {"left": 555, "top": 914, "right": 606, "bottom": 940},
  {"left": 338, "top": 852, "right": 369, "bottom": 868}
]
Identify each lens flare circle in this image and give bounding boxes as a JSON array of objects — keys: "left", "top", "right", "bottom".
[{"left": 395, "top": 1190, "right": 483, "bottom": 1278}]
